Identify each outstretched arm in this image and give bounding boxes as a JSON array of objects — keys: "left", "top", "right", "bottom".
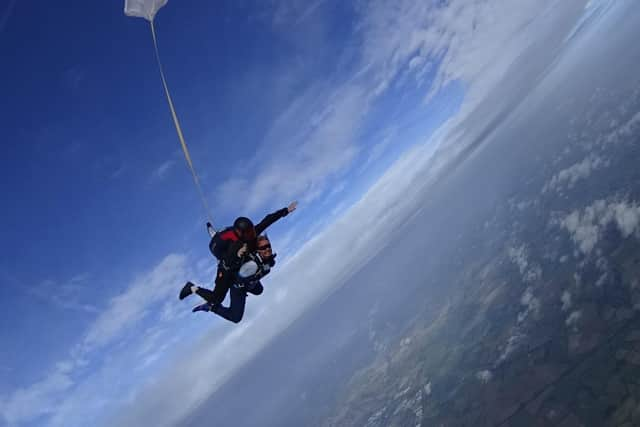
[{"left": 255, "top": 201, "right": 297, "bottom": 235}]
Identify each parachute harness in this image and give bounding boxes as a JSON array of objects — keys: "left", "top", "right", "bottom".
[{"left": 149, "top": 19, "right": 214, "bottom": 227}]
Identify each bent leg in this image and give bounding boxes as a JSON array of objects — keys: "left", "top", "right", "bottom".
[
  {"left": 212, "top": 287, "right": 247, "bottom": 323},
  {"left": 190, "top": 268, "right": 233, "bottom": 305},
  {"left": 195, "top": 287, "right": 216, "bottom": 302},
  {"left": 209, "top": 269, "right": 233, "bottom": 305}
]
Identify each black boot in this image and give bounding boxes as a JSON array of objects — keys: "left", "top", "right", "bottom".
[
  {"left": 192, "top": 302, "right": 216, "bottom": 313},
  {"left": 179, "top": 281, "right": 196, "bottom": 300}
]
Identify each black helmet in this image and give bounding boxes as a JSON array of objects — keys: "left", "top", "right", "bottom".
[{"left": 233, "top": 217, "right": 256, "bottom": 240}]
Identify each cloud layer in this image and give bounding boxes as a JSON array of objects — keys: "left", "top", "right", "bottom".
[
  {"left": 0, "top": 254, "right": 195, "bottom": 426},
  {"left": 215, "top": 0, "right": 576, "bottom": 216}
]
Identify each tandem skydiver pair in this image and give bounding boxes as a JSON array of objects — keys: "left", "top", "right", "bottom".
[{"left": 178, "top": 202, "right": 297, "bottom": 324}]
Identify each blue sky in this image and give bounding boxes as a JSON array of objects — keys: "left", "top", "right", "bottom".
[{"left": 0, "top": 0, "right": 595, "bottom": 426}]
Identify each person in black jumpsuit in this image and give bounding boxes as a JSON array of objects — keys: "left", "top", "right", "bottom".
[{"left": 179, "top": 202, "right": 296, "bottom": 322}]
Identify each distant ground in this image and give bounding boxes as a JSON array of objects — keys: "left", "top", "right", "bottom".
[{"left": 322, "top": 7, "right": 640, "bottom": 426}]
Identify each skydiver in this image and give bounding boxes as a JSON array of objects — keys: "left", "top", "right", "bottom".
[
  {"left": 186, "top": 234, "right": 275, "bottom": 323},
  {"left": 178, "top": 202, "right": 297, "bottom": 322}
]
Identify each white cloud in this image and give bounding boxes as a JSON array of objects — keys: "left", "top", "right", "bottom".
[
  {"left": 508, "top": 245, "right": 529, "bottom": 273},
  {"left": 561, "top": 210, "right": 599, "bottom": 254},
  {"left": 558, "top": 199, "right": 640, "bottom": 254},
  {"left": 476, "top": 370, "right": 493, "bottom": 384},
  {"left": 498, "top": 331, "right": 525, "bottom": 363},
  {"left": 518, "top": 287, "right": 541, "bottom": 323},
  {"left": 566, "top": 310, "right": 582, "bottom": 329},
  {"left": 508, "top": 244, "right": 542, "bottom": 283},
  {"left": 604, "top": 111, "right": 640, "bottom": 145},
  {"left": 543, "top": 155, "right": 608, "bottom": 193},
  {"left": 151, "top": 159, "right": 176, "bottom": 181},
  {"left": 363, "top": 0, "right": 580, "bottom": 115},
  {"left": 561, "top": 290, "right": 572, "bottom": 312},
  {"left": 613, "top": 203, "right": 640, "bottom": 237}
]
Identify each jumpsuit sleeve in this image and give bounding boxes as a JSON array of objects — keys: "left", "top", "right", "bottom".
[{"left": 254, "top": 208, "right": 289, "bottom": 235}]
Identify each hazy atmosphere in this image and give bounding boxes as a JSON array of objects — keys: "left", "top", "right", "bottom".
[{"left": 2, "top": 1, "right": 640, "bottom": 426}]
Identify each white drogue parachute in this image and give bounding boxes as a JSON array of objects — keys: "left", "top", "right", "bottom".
[
  {"left": 124, "top": 0, "right": 168, "bottom": 21},
  {"left": 124, "top": 0, "right": 215, "bottom": 227}
]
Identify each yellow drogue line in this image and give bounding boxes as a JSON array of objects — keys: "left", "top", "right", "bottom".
[{"left": 150, "top": 19, "right": 214, "bottom": 228}]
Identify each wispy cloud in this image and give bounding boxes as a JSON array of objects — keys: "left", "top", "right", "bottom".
[
  {"left": 498, "top": 330, "right": 526, "bottom": 364},
  {"left": 151, "top": 159, "right": 176, "bottom": 181},
  {"left": 0, "top": 255, "right": 195, "bottom": 427},
  {"left": 217, "top": 0, "right": 585, "bottom": 217},
  {"left": 518, "top": 286, "right": 541, "bottom": 323},
  {"left": 219, "top": 82, "right": 367, "bottom": 213},
  {"left": 79, "top": 254, "right": 187, "bottom": 352},
  {"left": 29, "top": 274, "right": 98, "bottom": 314},
  {"left": 271, "top": 0, "right": 327, "bottom": 26},
  {"left": 565, "top": 0, "right": 617, "bottom": 43},
  {"left": 543, "top": 154, "right": 609, "bottom": 193},
  {"left": 357, "top": 127, "right": 397, "bottom": 173},
  {"left": 0, "top": 364, "right": 74, "bottom": 426}
]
